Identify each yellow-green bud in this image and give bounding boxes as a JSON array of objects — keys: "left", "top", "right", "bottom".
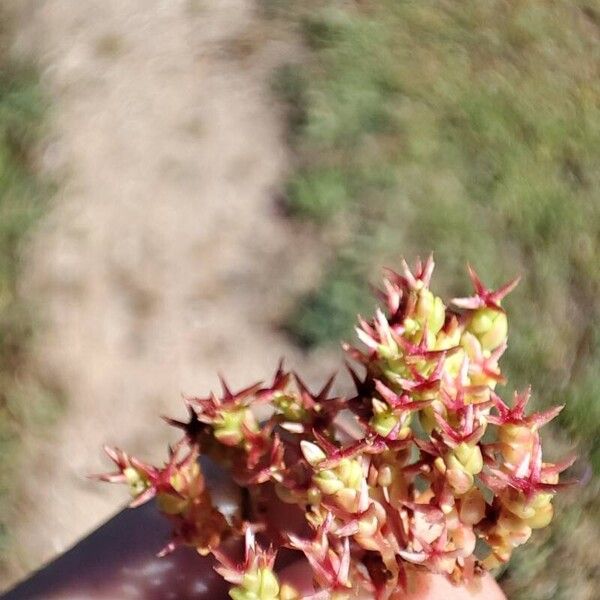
[
  {"left": 214, "top": 407, "right": 251, "bottom": 446},
  {"left": 229, "top": 587, "right": 253, "bottom": 600},
  {"left": 370, "top": 407, "right": 398, "bottom": 438},
  {"left": 468, "top": 307, "right": 508, "bottom": 350},
  {"left": 500, "top": 489, "right": 536, "bottom": 520},
  {"left": 526, "top": 502, "right": 554, "bottom": 529},
  {"left": 419, "top": 403, "right": 440, "bottom": 434},
  {"left": 231, "top": 568, "right": 279, "bottom": 600},
  {"left": 337, "top": 458, "right": 363, "bottom": 490},
  {"left": 124, "top": 467, "right": 148, "bottom": 497},
  {"left": 416, "top": 289, "right": 446, "bottom": 334},
  {"left": 444, "top": 443, "right": 483, "bottom": 494},
  {"left": 314, "top": 469, "right": 344, "bottom": 495},
  {"left": 275, "top": 395, "right": 307, "bottom": 422},
  {"left": 499, "top": 423, "right": 533, "bottom": 446},
  {"left": 258, "top": 568, "right": 280, "bottom": 599},
  {"left": 156, "top": 493, "right": 187, "bottom": 515},
  {"left": 451, "top": 442, "right": 483, "bottom": 475},
  {"left": 497, "top": 510, "right": 532, "bottom": 546},
  {"left": 359, "top": 513, "right": 379, "bottom": 537}
]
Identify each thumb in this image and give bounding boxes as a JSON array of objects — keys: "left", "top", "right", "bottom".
[{"left": 278, "top": 559, "right": 506, "bottom": 600}]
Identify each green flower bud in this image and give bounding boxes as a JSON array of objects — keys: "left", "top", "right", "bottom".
[
  {"left": 416, "top": 288, "right": 446, "bottom": 334},
  {"left": 500, "top": 489, "right": 536, "bottom": 520},
  {"left": 444, "top": 443, "right": 483, "bottom": 494},
  {"left": 468, "top": 307, "right": 508, "bottom": 350},
  {"left": 231, "top": 568, "right": 279, "bottom": 600},
  {"left": 497, "top": 510, "right": 532, "bottom": 546},
  {"left": 370, "top": 409, "right": 398, "bottom": 437},
  {"left": 337, "top": 458, "right": 363, "bottom": 490},
  {"left": 156, "top": 492, "right": 187, "bottom": 515},
  {"left": 357, "top": 511, "right": 379, "bottom": 537},
  {"left": 124, "top": 467, "right": 149, "bottom": 497},
  {"left": 314, "top": 469, "right": 345, "bottom": 495},
  {"left": 403, "top": 317, "right": 419, "bottom": 337},
  {"left": 453, "top": 442, "right": 483, "bottom": 475},
  {"left": 259, "top": 568, "right": 280, "bottom": 599},
  {"left": 242, "top": 570, "right": 261, "bottom": 594},
  {"left": 229, "top": 587, "right": 255, "bottom": 600},
  {"left": 214, "top": 407, "right": 251, "bottom": 446},
  {"left": 419, "top": 404, "right": 439, "bottom": 434},
  {"left": 526, "top": 502, "right": 554, "bottom": 529},
  {"left": 275, "top": 395, "right": 307, "bottom": 422}
]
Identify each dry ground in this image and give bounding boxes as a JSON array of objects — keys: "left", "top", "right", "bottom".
[{"left": 6, "top": 0, "right": 338, "bottom": 586}]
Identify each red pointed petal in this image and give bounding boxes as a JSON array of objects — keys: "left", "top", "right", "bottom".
[
  {"left": 129, "top": 486, "right": 156, "bottom": 507},
  {"left": 467, "top": 264, "right": 486, "bottom": 296},
  {"left": 526, "top": 405, "right": 564, "bottom": 429},
  {"left": 489, "top": 275, "right": 521, "bottom": 304}
]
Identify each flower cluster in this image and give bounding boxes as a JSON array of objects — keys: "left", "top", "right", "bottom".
[{"left": 98, "top": 257, "right": 572, "bottom": 599}]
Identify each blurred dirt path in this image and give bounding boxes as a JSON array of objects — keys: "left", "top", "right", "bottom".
[{"left": 9, "top": 0, "right": 337, "bottom": 584}]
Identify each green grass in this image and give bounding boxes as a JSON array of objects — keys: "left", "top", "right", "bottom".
[
  {"left": 272, "top": 1, "right": 600, "bottom": 597},
  {"left": 0, "top": 13, "right": 58, "bottom": 573}
]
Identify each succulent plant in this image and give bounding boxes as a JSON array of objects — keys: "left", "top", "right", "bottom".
[{"left": 97, "top": 257, "right": 573, "bottom": 599}]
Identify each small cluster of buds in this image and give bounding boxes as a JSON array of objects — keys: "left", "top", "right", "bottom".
[{"left": 98, "top": 257, "right": 572, "bottom": 599}]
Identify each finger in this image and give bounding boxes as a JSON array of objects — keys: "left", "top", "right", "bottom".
[
  {"left": 404, "top": 570, "right": 506, "bottom": 600},
  {"left": 278, "top": 559, "right": 506, "bottom": 600}
]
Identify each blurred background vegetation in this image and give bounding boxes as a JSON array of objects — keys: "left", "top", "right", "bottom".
[
  {"left": 267, "top": 1, "right": 600, "bottom": 598},
  {"left": 0, "top": 7, "right": 59, "bottom": 574}
]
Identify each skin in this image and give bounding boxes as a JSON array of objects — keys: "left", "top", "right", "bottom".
[{"left": 2, "top": 500, "right": 505, "bottom": 600}]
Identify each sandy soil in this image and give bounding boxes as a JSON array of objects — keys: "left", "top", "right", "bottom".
[{"left": 6, "top": 0, "right": 339, "bottom": 586}]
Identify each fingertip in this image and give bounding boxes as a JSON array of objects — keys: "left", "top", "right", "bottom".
[{"left": 403, "top": 570, "right": 506, "bottom": 600}]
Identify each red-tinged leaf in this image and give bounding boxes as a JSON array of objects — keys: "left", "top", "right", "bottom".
[
  {"left": 319, "top": 437, "right": 386, "bottom": 469},
  {"left": 463, "top": 424, "right": 487, "bottom": 446},
  {"left": 219, "top": 376, "right": 263, "bottom": 405},
  {"left": 527, "top": 404, "right": 564, "bottom": 429},
  {"left": 489, "top": 275, "right": 521, "bottom": 305},
  {"left": 90, "top": 471, "right": 126, "bottom": 484},
  {"left": 453, "top": 266, "right": 520, "bottom": 309},
  {"left": 342, "top": 342, "right": 372, "bottom": 365},
  {"left": 534, "top": 480, "right": 577, "bottom": 494},
  {"left": 129, "top": 486, "right": 157, "bottom": 508},
  {"left": 255, "top": 359, "right": 291, "bottom": 403},
  {"left": 467, "top": 264, "right": 486, "bottom": 297},
  {"left": 541, "top": 454, "right": 577, "bottom": 476},
  {"left": 312, "top": 429, "right": 339, "bottom": 456},
  {"left": 452, "top": 296, "right": 485, "bottom": 310},
  {"left": 414, "top": 437, "right": 442, "bottom": 457}
]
